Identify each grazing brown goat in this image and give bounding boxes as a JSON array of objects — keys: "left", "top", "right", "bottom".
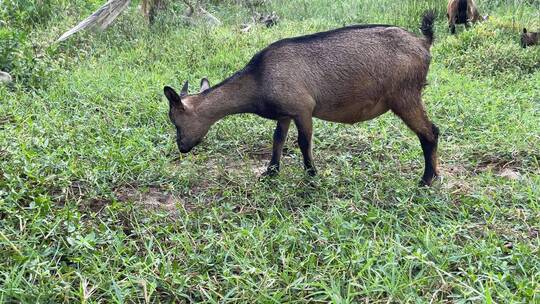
[
  {"left": 521, "top": 28, "right": 539, "bottom": 48},
  {"left": 447, "top": 0, "right": 483, "bottom": 34},
  {"left": 164, "top": 12, "right": 440, "bottom": 186}
]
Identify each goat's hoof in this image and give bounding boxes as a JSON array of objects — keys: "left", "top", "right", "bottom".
[
  {"left": 419, "top": 175, "right": 438, "bottom": 187},
  {"left": 262, "top": 166, "right": 279, "bottom": 177},
  {"left": 306, "top": 168, "right": 317, "bottom": 177}
]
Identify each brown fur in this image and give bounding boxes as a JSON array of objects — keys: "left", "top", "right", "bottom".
[
  {"left": 521, "top": 28, "right": 539, "bottom": 48},
  {"left": 164, "top": 12, "right": 440, "bottom": 186},
  {"left": 447, "top": 0, "right": 483, "bottom": 34}
]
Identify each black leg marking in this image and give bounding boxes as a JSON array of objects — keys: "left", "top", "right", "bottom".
[
  {"left": 294, "top": 116, "right": 317, "bottom": 176},
  {"left": 264, "top": 119, "right": 291, "bottom": 177},
  {"left": 418, "top": 123, "right": 440, "bottom": 186}
]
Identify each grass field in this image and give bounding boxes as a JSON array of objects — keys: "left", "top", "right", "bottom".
[{"left": 1, "top": 0, "right": 540, "bottom": 302}]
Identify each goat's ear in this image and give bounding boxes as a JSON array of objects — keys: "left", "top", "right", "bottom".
[
  {"left": 164, "top": 86, "right": 184, "bottom": 110},
  {"left": 180, "top": 81, "right": 189, "bottom": 97},
  {"left": 200, "top": 77, "right": 210, "bottom": 92},
  {"left": 523, "top": 28, "right": 527, "bottom": 33}
]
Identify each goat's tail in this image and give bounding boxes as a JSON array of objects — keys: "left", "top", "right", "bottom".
[{"left": 421, "top": 10, "right": 436, "bottom": 46}]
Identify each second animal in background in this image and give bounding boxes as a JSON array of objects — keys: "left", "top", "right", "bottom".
[
  {"left": 521, "top": 28, "right": 539, "bottom": 48},
  {"left": 447, "top": 0, "right": 485, "bottom": 34}
]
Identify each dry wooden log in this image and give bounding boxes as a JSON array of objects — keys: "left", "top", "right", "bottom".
[
  {"left": 56, "top": 0, "right": 131, "bottom": 43},
  {"left": 56, "top": 0, "right": 220, "bottom": 43}
]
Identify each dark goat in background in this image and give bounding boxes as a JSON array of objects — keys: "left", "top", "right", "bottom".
[
  {"left": 521, "top": 28, "right": 539, "bottom": 48},
  {"left": 447, "top": 0, "right": 484, "bottom": 34}
]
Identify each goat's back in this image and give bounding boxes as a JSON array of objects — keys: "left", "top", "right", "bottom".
[{"left": 249, "top": 26, "right": 431, "bottom": 109}]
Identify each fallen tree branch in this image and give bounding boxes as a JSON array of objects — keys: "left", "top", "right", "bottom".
[
  {"left": 56, "top": 0, "right": 220, "bottom": 42},
  {"left": 56, "top": 0, "right": 131, "bottom": 43}
]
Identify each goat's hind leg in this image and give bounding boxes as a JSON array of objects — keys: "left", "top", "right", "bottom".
[
  {"left": 294, "top": 115, "right": 317, "bottom": 176},
  {"left": 392, "top": 98, "right": 440, "bottom": 186},
  {"left": 448, "top": 14, "right": 457, "bottom": 34}
]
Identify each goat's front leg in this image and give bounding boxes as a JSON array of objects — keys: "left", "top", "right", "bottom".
[
  {"left": 450, "top": 23, "right": 456, "bottom": 34},
  {"left": 265, "top": 118, "right": 291, "bottom": 176},
  {"left": 294, "top": 115, "right": 317, "bottom": 176}
]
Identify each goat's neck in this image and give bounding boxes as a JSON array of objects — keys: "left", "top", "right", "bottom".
[{"left": 197, "top": 73, "right": 257, "bottom": 122}]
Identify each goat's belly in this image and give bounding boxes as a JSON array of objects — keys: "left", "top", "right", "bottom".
[{"left": 313, "top": 99, "right": 389, "bottom": 124}]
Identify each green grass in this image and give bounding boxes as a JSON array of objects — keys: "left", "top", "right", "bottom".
[{"left": 1, "top": 0, "right": 540, "bottom": 302}]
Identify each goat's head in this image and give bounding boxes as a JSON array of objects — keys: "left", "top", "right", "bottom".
[{"left": 164, "top": 78, "right": 212, "bottom": 153}]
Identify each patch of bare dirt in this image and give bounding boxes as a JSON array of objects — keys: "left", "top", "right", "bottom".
[
  {"left": 476, "top": 150, "right": 540, "bottom": 174},
  {"left": 247, "top": 147, "right": 272, "bottom": 161},
  {"left": 251, "top": 163, "right": 268, "bottom": 176},
  {"left": 438, "top": 162, "right": 472, "bottom": 195},
  {"left": 476, "top": 156, "right": 516, "bottom": 171},
  {"left": 246, "top": 144, "right": 295, "bottom": 160},
  {"left": 497, "top": 168, "right": 522, "bottom": 180},
  {"left": 475, "top": 155, "right": 525, "bottom": 180},
  {"left": 86, "top": 198, "right": 111, "bottom": 213},
  {"left": 115, "top": 187, "right": 195, "bottom": 215},
  {"left": 217, "top": 145, "right": 297, "bottom": 177}
]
